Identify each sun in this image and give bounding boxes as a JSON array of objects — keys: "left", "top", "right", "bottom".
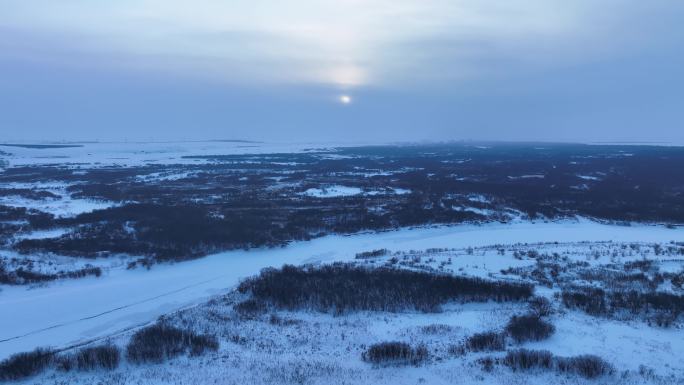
[{"left": 339, "top": 95, "right": 352, "bottom": 104}]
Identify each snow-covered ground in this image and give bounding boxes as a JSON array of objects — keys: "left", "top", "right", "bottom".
[
  {"left": 301, "top": 185, "right": 364, "bottom": 197},
  {"left": 0, "top": 141, "right": 371, "bottom": 168},
  {"left": 301, "top": 185, "right": 411, "bottom": 197},
  {"left": 28, "top": 248, "right": 684, "bottom": 385},
  {"left": 0, "top": 182, "right": 118, "bottom": 217},
  {"left": 0, "top": 218, "right": 681, "bottom": 361}
]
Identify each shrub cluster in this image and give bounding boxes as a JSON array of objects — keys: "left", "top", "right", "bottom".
[
  {"left": 465, "top": 332, "right": 505, "bottom": 352},
  {"left": 504, "top": 349, "right": 553, "bottom": 371},
  {"left": 528, "top": 296, "right": 553, "bottom": 317},
  {"left": 420, "top": 324, "right": 453, "bottom": 334},
  {"left": 234, "top": 298, "right": 268, "bottom": 318},
  {"left": 477, "top": 356, "right": 496, "bottom": 372},
  {"left": 505, "top": 314, "right": 555, "bottom": 343},
  {"left": 355, "top": 249, "right": 389, "bottom": 259},
  {"left": 238, "top": 263, "right": 533, "bottom": 314},
  {"left": 56, "top": 344, "right": 121, "bottom": 372},
  {"left": 556, "top": 355, "right": 614, "bottom": 379},
  {"left": 459, "top": 310, "right": 555, "bottom": 355},
  {"left": 0, "top": 344, "right": 123, "bottom": 380},
  {"left": 0, "top": 265, "right": 102, "bottom": 285},
  {"left": 562, "top": 286, "right": 684, "bottom": 326},
  {"left": 0, "top": 348, "right": 54, "bottom": 381},
  {"left": 562, "top": 287, "right": 607, "bottom": 315},
  {"left": 75, "top": 345, "right": 120, "bottom": 371},
  {"left": 504, "top": 349, "right": 613, "bottom": 378},
  {"left": 1, "top": 324, "right": 219, "bottom": 380},
  {"left": 672, "top": 272, "right": 684, "bottom": 289},
  {"left": 126, "top": 324, "right": 219, "bottom": 364},
  {"left": 362, "top": 342, "right": 428, "bottom": 366}
]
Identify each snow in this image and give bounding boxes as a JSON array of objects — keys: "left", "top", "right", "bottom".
[
  {"left": 301, "top": 186, "right": 411, "bottom": 197},
  {"left": 525, "top": 311, "right": 684, "bottom": 373},
  {"left": 302, "top": 186, "right": 363, "bottom": 197},
  {"left": 508, "top": 174, "right": 545, "bottom": 180},
  {"left": 0, "top": 218, "right": 681, "bottom": 360},
  {"left": 467, "top": 194, "right": 490, "bottom": 203},
  {"left": 0, "top": 141, "right": 374, "bottom": 168},
  {"left": 0, "top": 197, "right": 115, "bottom": 218},
  {"left": 391, "top": 188, "right": 412, "bottom": 195},
  {"left": 13, "top": 228, "right": 70, "bottom": 240},
  {"left": 659, "top": 260, "right": 684, "bottom": 273},
  {"left": 366, "top": 188, "right": 412, "bottom": 196},
  {"left": 577, "top": 175, "right": 602, "bottom": 181},
  {"left": 571, "top": 184, "right": 590, "bottom": 190},
  {"left": 135, "top": 171, "right": 197, "bottom": 182},
  {"left": 0, "top": 184, "right": 117, "bottom": 218},
  {"left": 0, "top": 249, "right": 118, "bottom": 276},
  {"left": 452, "top": 206, "right": 494, "bottom": 216}
]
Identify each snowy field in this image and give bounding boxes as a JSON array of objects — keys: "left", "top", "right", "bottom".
[
  {"left": 0, "top": 218, "right": 681, "bottom": 362},
  {"left": 0, "top": 141, "right": 369, "bottom": 168},
  {"left": 301, "top": 185, "right": 411, "bottom": 198},
  {"left": 6, "top": 218, "right": 683, "bottom": 385},
  {"left": 2, "top": 142, "right": 684, "bottom": 383},
  {"left": 0, "top": 182, "right": 118, "bottom": 218}
]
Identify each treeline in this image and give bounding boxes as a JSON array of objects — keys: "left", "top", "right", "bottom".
[
  {"left": 562, "top": 286, "right": 684, "bottom": 326},
  {"left": 0, "top": 205, "right": 54, "bottom": 233},
  {"left": 12, "top": 200, "right": 482, "bottom": 261},
  {"left": 355, "top": 249, "right": 390, "bottom": 259},
  {"left": 0, "top": 188, "right": 60, "bottom": 200},
  {"left": 238, "top": 264, "right": 533, "bottom": 314},
  {"left": 5, "top": 143, "right": 684, "bottom": 261},
  {"left": 0, "top": 264, "right": 101, "bottom": 285},
  {"left": 0, "top": 346, "right": 120, "bottom": 381},
  {"left": 14, "top": 204, "right": 295, "bottom": 260}
]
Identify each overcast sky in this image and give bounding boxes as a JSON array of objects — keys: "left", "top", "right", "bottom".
[{"left": 1, "top": 0, "right": 682, "bottom": 143}]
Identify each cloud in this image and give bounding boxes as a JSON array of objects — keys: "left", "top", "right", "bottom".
[
  {"left": 4, "top": 0, "right": 675, "bottom": 89},
  {"left": 0, "top": 0, "right": 682, "bottom": 143}
]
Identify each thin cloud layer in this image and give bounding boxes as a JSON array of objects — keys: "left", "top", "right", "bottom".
[
  {"left": 0, "top": 0, "right": 655, "bottom": 87},
  {"left": 0, "top": 0, "right": 682, "bottom": 142}
]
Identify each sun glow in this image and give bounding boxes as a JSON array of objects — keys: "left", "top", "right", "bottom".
[{"left": 339, "top": 95, "right": 352, "bottom": 104}]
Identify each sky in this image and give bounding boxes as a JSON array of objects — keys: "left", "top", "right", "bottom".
[{"left": 0, "top": 0, "right": 682, "bottom": 143}]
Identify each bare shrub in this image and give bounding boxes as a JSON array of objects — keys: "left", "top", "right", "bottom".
[
  {"left": 562, "top": 287, "right": 607, "bottom": 315},
  {"left": 447, "top": 344, "right": 466, "bottom": 356},
  {"left": 420, "top": 324, "right": 453, "bottom": 334},
  {"left": 362, "top": 342, "right": 428, "bottom": 366},
  {"left": 355, "top": 249, "right": 389, "bottom": 259},
  {"left": 126, "top": 324, "right": 218, "bottom": 364},
  {"left": 503, "top": 349, "right": 553, "bottom": 371},
  {"left": 0, "top": 348, "right": 53, "bottom": 381},
  {"left": 556, "top": 355, "right": 613, "bottom": 378},
  {"left": 268, "top": 313, "right": 301, "bottom": 326},
  {"left": 55, "top": 355, "right": 75, "bottom": 372},
  {"left": 503, "top": 349, "right": 614, "bottom": 379},
  {"left": 234, "top": 298, "right": 267, "bottom": 318},
  {"left": 477, "top": 356, "right": 495, "bottom": 372},
  {"left": 238, "top": 264, "right": 533, "bottom": 314},
  {"left": 465, "top": 331, "right": 505, "bottom": 352},
  {"left": 528, "top": 296, "right": 553, "bottom": 317},
  {"left": 563, "top": 285, "right": 684, "bottom": 325},
  {"left": 505, "top": 314, "right": 555, "bottom": 343},
  {"left": 75, "top": 345, "right": 120, "bottom": 371}
]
